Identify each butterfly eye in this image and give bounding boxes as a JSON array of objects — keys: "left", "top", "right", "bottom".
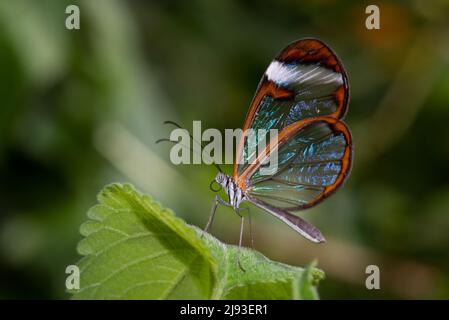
[{"left": 215, "top": 172, "right": 225, "bottom": 183}]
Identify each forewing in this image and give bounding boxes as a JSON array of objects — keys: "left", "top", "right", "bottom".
[{"left": 234, "top": 38, "right": 349, "bottom": 177}]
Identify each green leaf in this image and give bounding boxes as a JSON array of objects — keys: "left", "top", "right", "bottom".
[{"left": 70, "top": 183, "right": 324, "bottom": 300}]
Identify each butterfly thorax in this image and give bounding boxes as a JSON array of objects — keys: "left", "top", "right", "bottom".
[{"left": 215, "top": 172, "right": 245, "bottom": 210}]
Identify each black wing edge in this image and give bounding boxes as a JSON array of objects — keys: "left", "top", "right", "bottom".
[{"left": 247, "top": 196, "right": 325, "bottom": 243}]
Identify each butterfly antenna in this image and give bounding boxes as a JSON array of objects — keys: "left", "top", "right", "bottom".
[
  {"left": 155, "top": 138, "right": 175, "bottom": 144},
  {"left": 155, "top": 138, "right": 196, "bottom": 156},
  {"left": 163, "top": 120, "right": 182, "bottom": 129},
  {"left": 160, "top": 120, "right": 223, "bottom": 172}
]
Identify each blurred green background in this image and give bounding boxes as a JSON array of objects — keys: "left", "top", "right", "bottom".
[{"left": 1, "top": 0, "right": 449, "bottom": 299}]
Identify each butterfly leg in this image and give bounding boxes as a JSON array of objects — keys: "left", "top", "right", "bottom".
[
  {"left": 237, "top": 206, "right": 254, "bottom": 249},
  {"left": 203, "top": 195, "right": 231, "bottom": 235},
  {"left": 237, "top": 213, "right": 246, "bottom": 272}
]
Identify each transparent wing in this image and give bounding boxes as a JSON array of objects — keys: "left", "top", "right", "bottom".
[
  {"left": 234, "top": 38, "right": 349, "bottom": 177},
  {"left": 242, "top": 117, "right": 352, "bottom": 211}
]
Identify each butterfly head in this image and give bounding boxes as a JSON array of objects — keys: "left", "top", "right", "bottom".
[
  {"left": 209, "top": 172, "right": 228, "bottom": 193},
  {"left": 215, "top": 172, "right": 227, "bottom": 184}
]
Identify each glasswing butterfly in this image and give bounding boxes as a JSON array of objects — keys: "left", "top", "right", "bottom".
[{"left": 159, "top": 38, "right": 352, "bottom": 270}]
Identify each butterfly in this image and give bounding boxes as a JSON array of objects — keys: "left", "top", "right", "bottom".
[
  {"left": 159, "top": 38, "right": 352, "bottom": 270},
  {"left": 205, "top": 38, "right": 352, "bottom": 253}
]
